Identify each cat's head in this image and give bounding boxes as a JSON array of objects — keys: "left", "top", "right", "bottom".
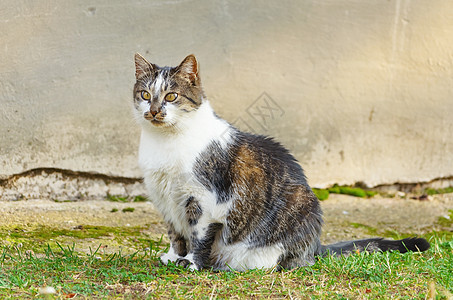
[{"left": 133, "top": 54, "right": 204, "bottom": 129}]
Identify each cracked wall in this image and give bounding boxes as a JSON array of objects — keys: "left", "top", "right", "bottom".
[{"left": 1, "top": 1, "right": 453, "bottom": 188}]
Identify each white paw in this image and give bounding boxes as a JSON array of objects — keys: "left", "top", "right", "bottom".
[
  {"left": 176, "top": 258, "right": 199, "bottom": 271},
  {"left": 160, "top": 247, "right": 180, "bottom": 265},
  {"left": 176, "top": 253, "right": 199, "bottom": 271},
  {"left": 188, "top": 262, "right": 199, "bottom": 271}
]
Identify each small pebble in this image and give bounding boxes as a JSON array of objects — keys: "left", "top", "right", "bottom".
[
  {"left": 396, "top": 191, "right": 406, "bottom": 198},
  {"left": 39, "top": 286, "right": 56, "bottom": 295}
]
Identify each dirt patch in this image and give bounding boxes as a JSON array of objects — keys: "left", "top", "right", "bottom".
[
  {"left": 0, "top": 199, "right": 160, "bottom": 229},
  {"left": 0, "top": 199, "right": 166, "bottom": 254},
  {"left": 1, "top": 193, "right": 451, "bottom": 252},
  {"left": 321, "top": 193, "right": 453, "bottom": 244}
]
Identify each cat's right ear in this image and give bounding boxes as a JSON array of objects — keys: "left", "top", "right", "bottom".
[{"left": 134, "top": 53, "right": 155, "bottom": 80}]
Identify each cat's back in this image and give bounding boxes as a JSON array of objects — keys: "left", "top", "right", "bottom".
[
  {"left": 233, "top": 131, "right": 307, "bottom": 182},
  {"left": 195, "top": 129, "right": 310, "bottom": 197}
]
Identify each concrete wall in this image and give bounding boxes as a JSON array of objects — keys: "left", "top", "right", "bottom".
[{"left": 1, "top": 0, "right": 452, "bottom": 188}]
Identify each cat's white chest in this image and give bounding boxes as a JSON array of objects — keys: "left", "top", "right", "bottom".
[
  {"left": 139, "top": 130, "right": 201, "bottom": 235},
  {"left": 138, "top": 129, "right": 196, "bottom": 174},
  {"left": 138, "top": 102, "right": 232, "bottom": 236}
]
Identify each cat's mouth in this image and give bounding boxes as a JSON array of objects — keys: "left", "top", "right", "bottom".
[
  {"left": 144, "top": 112, "right": 167, "bottom": 126},
  {"left": 145, "top": 116, "right": 167, "bottom": 127},
  {"left": 150, "top": 119, "right": 166, "bottom": 126}
]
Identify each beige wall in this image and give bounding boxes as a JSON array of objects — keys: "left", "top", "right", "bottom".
[{"left": 1, "top": 0, "right": 452, "bottom": 188}]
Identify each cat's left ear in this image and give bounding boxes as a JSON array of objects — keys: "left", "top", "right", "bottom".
[{"left": 176, "top": 54, "right": 199, "bottom": 84}]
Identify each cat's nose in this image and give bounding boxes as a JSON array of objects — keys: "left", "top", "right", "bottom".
[
  {"left": 149, "top": 109, "right": 159, "bottom": 117},
  {"left": 144, "top": 110, "right": 158, "bottom": 120}
]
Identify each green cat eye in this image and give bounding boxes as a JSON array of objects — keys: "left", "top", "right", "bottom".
[
  {"left": 164, "top": 93, "right": 178, "bottom": 102},
  {"left": 141, "top": 91, "right": 151, "bottom": 101}
]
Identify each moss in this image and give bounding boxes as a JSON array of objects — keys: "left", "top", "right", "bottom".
[
  {"left": 106, "top": 195, "right": 148, "bottom": 203},
  {"left": 3, "top": 225, "right": 142, "bottom": 240},
  {"left": 133, "top": 196, "right": 148, "bottom": 202},
  {"left": 327, "top": 185, "right": 376, "bottom": 198},
  {"left": 336, "top": 186, "right": 366, "bottom": 197},
  {"left": 328, "top": 185, "right": 341, "bottom": 194},
  {"left": 312, "top": 188, "right": 329, "bottom": 201},
  {"left": 122, "top": 207, "right": 135, "bottom": 213},
  {"left": 313, "top": 185, "right": 377, "bottom": 200},
  {"left": 0, "top": 224, "right": 155, "bottom": 255},
  {"left": 364, "top": 190, "right": 378, "bottom": 197},
  {"left": 106, "top": 194, "right": 129, "bottom": 202},
  {"left": 111, "top": 208, "right": 119, "bottom": 213},
  {"left": 425, "top": 187, "right": 453, "bottom": 195}
]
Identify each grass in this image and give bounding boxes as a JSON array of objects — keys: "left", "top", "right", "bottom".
[
  {"left": 1, "top": 195, "right": 452, "bottom": 298},
  {"left": 0, "top": 235, "right": 452, "bottom": 299}
]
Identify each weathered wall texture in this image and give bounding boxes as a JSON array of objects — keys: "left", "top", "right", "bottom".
[{"left": 1, "top": 0, "right": 452, "bottom": 187}]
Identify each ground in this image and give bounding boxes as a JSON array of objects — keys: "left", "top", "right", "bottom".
[
  {"left": 1, "top": 193, "right": 451, "bottom": 253},
  {"left": 1, "top": 192, "right": 452, "bottom": 298}
]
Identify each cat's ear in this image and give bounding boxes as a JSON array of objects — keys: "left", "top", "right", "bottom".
[
  {"left": 134, "top": 53, "right": 155, "bottom": 80},
  {"left": 176, "top": 54, "right": 199, "bottom": 84}
]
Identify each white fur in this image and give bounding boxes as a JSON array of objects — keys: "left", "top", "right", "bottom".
[
  {"left": 183, "top": 253, "right": 198, "bottom": 271},
  {"left": 151, "top": 73, "right": 165, "bottom": 94},
  {"left": 160, "top": 245, "right": 180, "bottom": 265},
  {"left": 161, "top": 246, "right": 198, "bottom": 271},
  {"left": 212, "top": 241, "right": 284, "bottom": 271},
  {"left": 138, "top": 101, "right": 232, "bottom": 237}
]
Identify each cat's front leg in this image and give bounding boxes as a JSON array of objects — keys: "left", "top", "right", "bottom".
[
  {"left": 175, "top": 196, "right": 223, "bottom": 270},
  {"left": 160, "top": 223, "right": 188, "bottom": 265},
  {"left": 176, "top": 223, "right": 223, "bottom": 271}
]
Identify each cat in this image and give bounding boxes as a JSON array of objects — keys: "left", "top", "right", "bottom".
[{"left": 132, "top": 53, "right": 430, "bottom": 271}]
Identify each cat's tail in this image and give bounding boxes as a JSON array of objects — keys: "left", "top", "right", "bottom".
[{"left": 319, "top": 237, "right": 430, "bottom": 256}]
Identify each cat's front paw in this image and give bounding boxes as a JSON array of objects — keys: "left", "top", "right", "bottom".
[
  {"left": 160, "top": 248, "right": 180, "bottom": 265},
  {"left": 176, "top": 257, "right": 199, "bottom": 271}
]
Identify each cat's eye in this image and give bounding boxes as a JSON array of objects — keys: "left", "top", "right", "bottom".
[
  {"left": 164, "top": 93, "right": 178, "bottom": 102},
  {"left": 141, "top": 91, "right": 151, "bottom": 101}
]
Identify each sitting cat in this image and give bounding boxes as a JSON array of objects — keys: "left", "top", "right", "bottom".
[{"left": 132, "top": 53, "right": 429, "bottom": 271}]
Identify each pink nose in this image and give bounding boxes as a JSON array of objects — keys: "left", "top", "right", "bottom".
[
  {"left": 150, "top": 109, "right": 158, "bottom": 117},
  {"left": 144, "top": 111, "right": 158, "bottom": 119}
]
